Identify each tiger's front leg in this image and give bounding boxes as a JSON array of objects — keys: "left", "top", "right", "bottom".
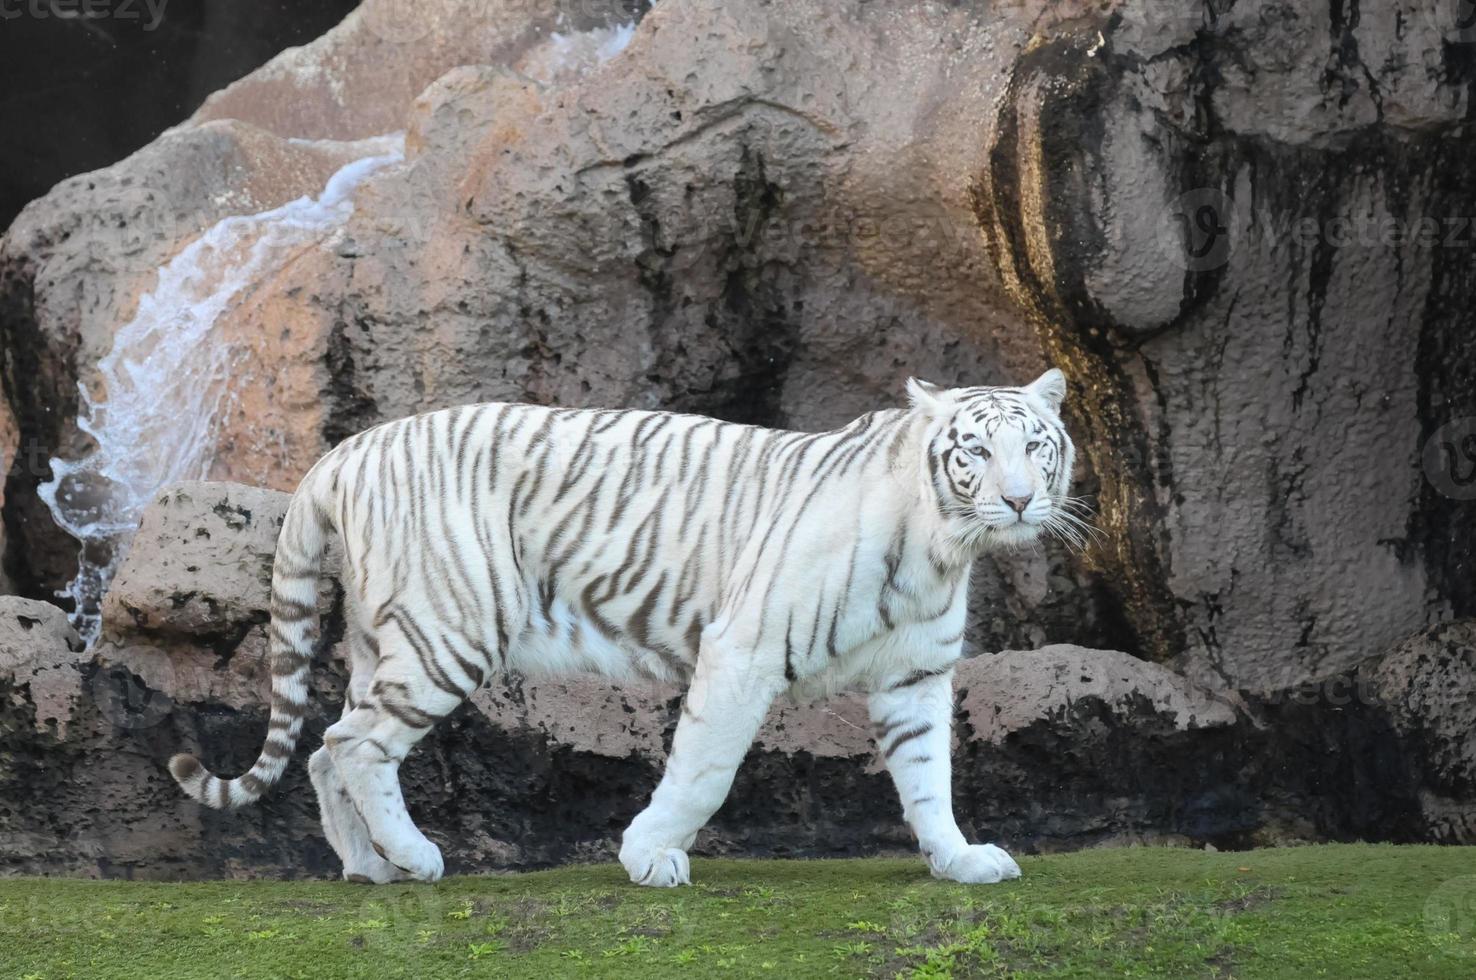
[
  {"left": 619, "top": 640, "right": 783, "bottom": 887},
  {"left": 869, "top": 666, "right": 1022, "bottom": 884}
]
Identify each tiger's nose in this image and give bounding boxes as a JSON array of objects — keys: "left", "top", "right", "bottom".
[{"left": 1002, "top": 493, "right": 1033, "bottom": 515}]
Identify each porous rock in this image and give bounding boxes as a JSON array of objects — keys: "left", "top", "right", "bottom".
[
  {"left": 100, "top": 481, "right": 338, "bottom": 639},
  {"left": 1362, "top": 621, "right": 1476, "bottom": 841},
  {"left": 0, "top": 597, "right": 84, "bottom": 734}
]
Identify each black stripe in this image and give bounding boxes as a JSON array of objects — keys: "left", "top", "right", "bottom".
[
  {"left": 783, "top": 611, "right": 797, "bottom": 682},
  {"left": 391, "top": 609, "right": 467, "bottom": 697},
  {"left": 888, "top": 667, "right": 949, "bottom": 691},
  {"left": 885, "top": 723, "right": 934, "bottom": 759}
]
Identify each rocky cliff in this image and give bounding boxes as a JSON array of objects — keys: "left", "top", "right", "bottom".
[{"left": 1, "top": 0, "right": 1473, "bottom": 876}]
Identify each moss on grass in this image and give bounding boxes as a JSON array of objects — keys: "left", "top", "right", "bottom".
[{"left": 3, "top": 844, "right": 1474, "bottom": 978}]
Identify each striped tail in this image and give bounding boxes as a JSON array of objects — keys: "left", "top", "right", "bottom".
[{"left": 169, "top": 477, "right": 332, "bottom": 809}]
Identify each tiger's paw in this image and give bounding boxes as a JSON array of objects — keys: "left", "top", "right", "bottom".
[
  {"left": 622, "top": 845, "right": 691, "bottom": 888},
  {"left": 369, "top": 835, "right": 444, "bottom": 883},
  {"left": 933, "top": 843, "right": 1021, "bottom": 884}
]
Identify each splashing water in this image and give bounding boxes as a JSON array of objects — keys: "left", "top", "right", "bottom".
[
  {"left": 40, "top": 135, "right": 406, "bottom": 645},
  {"left": 521, "top": 20, "right": 638, "bottom": 83},
  {"left": 570, "top": 20, "right": 637, "bottom": 63}
]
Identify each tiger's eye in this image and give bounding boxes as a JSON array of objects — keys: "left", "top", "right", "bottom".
[
  {"left": 1026, "top": 441, "right": 1041, "bottom": 453},
  {"left": 970, "top": 446, "right": 989, "bottom": 459}
]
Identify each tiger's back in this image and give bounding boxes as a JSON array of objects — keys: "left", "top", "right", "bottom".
[{"left": 320, "top": 401, "right": 928, "bottom": 689}]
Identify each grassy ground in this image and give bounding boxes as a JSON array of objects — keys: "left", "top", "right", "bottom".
[{"left": 2, "top": 845, "right": 1474, "bottom": 978}]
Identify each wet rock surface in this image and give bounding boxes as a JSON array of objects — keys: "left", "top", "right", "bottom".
[{"left": 975, "top": 0, "right": 1476, "bottom": 684}]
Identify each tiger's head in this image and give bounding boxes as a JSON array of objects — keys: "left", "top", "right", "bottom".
[{"left": 907, "top": 369, "right": 1081, "bottom": 550}]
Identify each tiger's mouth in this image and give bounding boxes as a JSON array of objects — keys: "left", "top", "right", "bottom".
[
  {"left": 980, "top": 517, "right": 1047, "bottom": 547},
  {"left": 971, "top": 497, "right": 1050, "bottom": 530},
  {"left": 967, "top": 496, "right": 1097, "bottom": 553}
]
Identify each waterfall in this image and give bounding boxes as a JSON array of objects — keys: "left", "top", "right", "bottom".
[{"left": 39, "top": 134, "right": 406, "bottom": 645}]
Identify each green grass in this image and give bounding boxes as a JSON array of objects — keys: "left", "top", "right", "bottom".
[{"left": 3, "top": 845, "right": 1475, "bottom": 978}]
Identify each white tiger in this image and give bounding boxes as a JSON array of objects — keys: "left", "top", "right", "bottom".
[{"left": 170, "top": 370, "right": 1078, "bottom": 887}]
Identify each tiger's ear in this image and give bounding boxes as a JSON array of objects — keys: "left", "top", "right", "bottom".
[
  {"left": 1025, "top": 368, "right": 1067, "bottom": 414},
  {"left": 906, "top": 378, "right": 951, "bottom": 417}
]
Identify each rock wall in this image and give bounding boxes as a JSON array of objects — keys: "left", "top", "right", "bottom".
[
  {"left": 0, "top": 0, "right": 1125, "bottom": 658},
  {"left": 4, "top": 0, "right": 1471, "bottom": 688},
  {"left": 1, "top": 0, "right": 1474, "bottom": 875}
]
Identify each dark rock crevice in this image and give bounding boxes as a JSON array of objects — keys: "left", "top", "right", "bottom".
[
  {"left": 1412, "top": 135, "right": 1476, "bottom": 620},
  {"left": 0, "top": 255, "right": 79, "bottom": 602},
  {"left": 704, "top": 144, "right": 798, "bottom": 429},
  {"left": 321, "top": 314, "right": 382, "bottom": 450},
  {"left": 638, "top": 138, "right": 802, "bottom": 430},
  {"left": 972, "top": 31, "right": 1187, "bottom": 663}
]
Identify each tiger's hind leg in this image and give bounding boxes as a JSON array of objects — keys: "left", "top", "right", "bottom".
[
  {"left": 325, "top": 621, "right": 483, "bottom": 882},
  {"left": 309, "top": 626, "right": 406, "bottom": 883},
  {"left": 309, "top": 748, "right": 405, "bottom": 883}
]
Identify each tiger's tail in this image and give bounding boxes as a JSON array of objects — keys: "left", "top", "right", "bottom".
[{"left": 169, "top": 467, "right": 334, "bottom": 809}]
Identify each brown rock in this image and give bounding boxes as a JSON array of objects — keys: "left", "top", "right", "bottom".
[
  {"left": 5, "top": 0, "right": 1106, "bottom": 653},
  {"left": 101, "top": 482, "right": 338, "bottom": 644},
  {"left": 2, "top": 122, "right": 400, "bottom": 403},
  {"left": 0, "top": 597, "right": 84, "bottom": 734},
  {"left": 102, "top": 482, "right": 288, "bottom": 637},
  {"left": 959, "top": 645, "right": 1238, "bottom": 745},
  {"left": 189, "top": 0, "right": 637, "bottom": 142}
]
